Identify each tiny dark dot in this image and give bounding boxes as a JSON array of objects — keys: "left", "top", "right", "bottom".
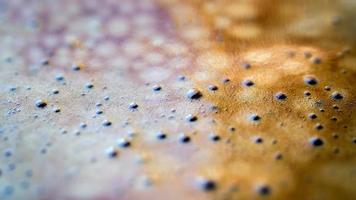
[
  {"left": 253, "top": 136, "right": 263, "bottom": 144},
  {"left": 85, "top": 83, "right": 94, "bottom": 89},
  {"left": 330, "top": 116, "right": 338, "bottom": 121},
  {"left": 178, "top": 75, "right": 186, "bottom": 81},
  {"left": 199, "top": 179, "right": 216, "bottom": 191},
  {"left": 152, "top": 85, "right": 162, "bottom": 91},
  {"left": 304, "top": 91, "right": 311, "bottom": 96},
  {"left": 331, "top": 92, "right": 344, "bottom": 100},
  {"left": 304, "top": 76, "right": 318, "bottom": 86},
  {"left": 156, "top": 131, "right": 167, "bottom": 140},
  {"left": 312, "top": 57, "right": 321, "bottom": 64},
  {"left": 222, "top": 78, "right": 230, "bottom": 84},
  {"left": 179, "top": 134, "right": 191, "bottom": 143},
  {"left": 256, "top": 185, "right": 271, "bottom": 196},
  {"left": 324, "top": 85, "right": 331, "bottom": 91},
  {"left": 308, "top": 113, "right": 317, "bottom": 119},
  {"left": 310, "top": 137, "right": 324, "bottom": 147},
  {"left": 274, "top": 152, "right": 283, "bottom": 160},
  {"left": 333, "top": 147, "right": 340, "bottom": 154},
  {"left": 352, "top": 138, "right": 356, "bottom": 144},
  {"left": 53, "top": 108, "right": 61, "bottom": 113},
  {"left": 41, "top": 59, "right": 50, "bottom": 65},
  {"left": 208, "top": 85, "right": 218, "bottom": 91},
  {"left": 229, "top": 126, "right": 236, "bottom": 132},
  {"left": 275, "top": 92, "right": 287, "bottom": 100},
  {"left": 243, "top": 79, "right": 254, "bottom": 87},
  {"left": 102, "top": 120, "right": 112, "bottom": 127},
  {"left": 105, "top": 147, "right": 118, "bottom": 158},
  {"left": 315, "top": 123, "right": 324, "bottom": 130},
  {"left": 186, "top": 114, "right": 198, "bottom": 122},
  {"left": 304, "top": 51, "right": 312, "bottom": 58},
  {"left": 129, "top": 102, "right": 139, "bottom": 110},
  {"left": 187, "top": 89, "right": 202, "bottom": 100},
  {"left": 79, "top": 123, "right": 87, "bottom": 129},
  {"left": 72, "top": 64, "right": 81, "bottom": 71},
  {"left": 96, "top": 110, "right": 103, "bottom": 115},
  {"left": 55, "top": 75, "right": 64, "bottom": 81},
  {"left": 241, "top": 62, "right": 251, "bottom": 69},
  {"left": 117, "top": 138, "right": 131, "bottom": 148},
  {"left": 35, "top": 100, "right": 47, "bottom": 108},
  {"left": 210, "top": 134, "right": 221, "bottom": 142},
  {"left": 52, "top": 89, "right": 59, "bottom": 94},
  {"left": 3, "top": 149, "right": 12, "bottom": 157},
  {"left": 249, "top": 114, "right": 261, "bottom": 122},
  {"left": 332, "top": 133, "right": 339, "bottom": 139},
  {"left": 332, "top": 104, "right": 339, "bottom": 110}
]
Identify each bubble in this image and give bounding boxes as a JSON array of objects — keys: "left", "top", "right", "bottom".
[
  {"left": 243, "top": 79, "right": 254, "bottom": 87},
  {"left": 105, "top": 146, "right": 118, "bottom": 158},
  {"left": 255, "top": 184, "right": 271, "bottom": 196},
  {"left": 241, "top": 62, "right": 251, "bottom": 69},
  {"left": 252, "top": 136, "right": 263, "bottom": 144},
  {"left": 179, "top": 133, "right": 191, "bottom": 143},
  {"left": 324, "top": 86, "right": 331, "bottom": 91},
  {"left": 275, "top": 92, "right": 287, "bottom": 100},
  {"left": 198, "top": 178, "right": 217, "bottom": 191},
  {"left": 304, "top": 51, "right": 312, "bottom": 58},
  {"left": 208, "top": 85, "right": 218, "bottom": 91},
  {"left": 178, "top": 75, "right": 186, "bottom": 81},
  {"left": 308, "top": 113, "right": 317, "bottom": 119},
  {"left": 209, "top": 133, "right": 221, "bottom": 142},
  {"left": 309, "top": 137, "right": 324, "bottom": 147},
  {"left": 304, "top": 91, "right": 311, "bottom": 96},
  {"left": 3, "top": 185, "right": 14, "bottom": 196},
  {"left": 331, "top": 92, "right": 344, "bottom": 100},
  {"left": 79, "top": 123, "right": 87, "bottom": 129},
  {"left": 85, "top": 83, "right": 94, "bottom": 89},
  {"left": 315, "top": 123, "right": 324, "bottom": 130},
  {"left": 102, "top": 120, "right": 112, "bottom": 127},
  {"left": 117, "top": 138, "right": 131, "bottom": 148},
  {"left": 72, "top": 64, "right": 81, "bottom": 71},
  {"left": 222, "top": 78, "right": 231, "bottom": 84},
  {"left": 9, "top": 86, "right": 17, "bottom": 92},
  {"left": 332, "top": 133, "right": 339, "bottom": 139},
  {"left": 304, "top": 75, "right": 318, "bottom": 86},
  {"left": 186, "top": 89, "right": 202, "bottom": 100},
  {"left": 152, "top": 85, "right": 162, "bottom": 91},
  {"left": 156, "top": 131, "right": 167, "bottom": 140},
  {"left": 3, "top": 149, "right": 12, "bottom": 157},
  {"left": 186, "top": 114, "right": 198, "bottom": 122},
  {"left": 274, "top": 152, "right": 283, "bottom": 160},
  {"left": 249, "top": 114, "right": 261, "bottom": 122},
  {"left": 129, "top": 102, "right": 139, "bottom": 110},
  {"left": 228, "top": 126, "right": 236, "bottom": 132},
  {"left": 332, "top": 104, "right": 339, "bottom": 110},
  {"left": 55, "top": 75, "right": 64, "bottom": 81},
  {"left": 52, "top": 89, "right": 59, "bottom": 94},
  {"left": 41, "top": 59, "right": 50, "bottom": 66},
  {"left": 35, "top": 99, "right": 47, "bottom": 108},
  {"left": 312, "top": 57, "right": 321, "bottom": 64},
  {"left": 352, "top": 137, "right": 356, "bottom": 144}
]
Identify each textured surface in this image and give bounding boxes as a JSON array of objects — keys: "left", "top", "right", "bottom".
[{"left": 0, "top": 0, "right": 355, "bottom": 199}]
